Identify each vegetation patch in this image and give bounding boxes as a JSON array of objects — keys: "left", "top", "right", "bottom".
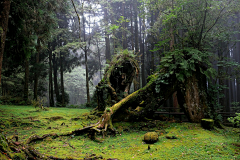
[{"left": 0, "top": 105, "right": 240, "bottom": 159}]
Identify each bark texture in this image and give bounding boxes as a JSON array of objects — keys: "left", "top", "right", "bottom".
[
  {"left": 0, "top": 0, "right": 11, "bottom": 84},
  {"left": 177, "top": 70, "right": 208, "bottom": 122}
]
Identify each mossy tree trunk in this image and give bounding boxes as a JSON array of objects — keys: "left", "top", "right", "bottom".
[
  {"left": 96, "top": 74, "right": 179, "bottom": 130},
  {"left": 177, "top": 70, "right": 208, "bottom": 122}
]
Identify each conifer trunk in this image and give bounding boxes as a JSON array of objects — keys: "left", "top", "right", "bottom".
[
  {"left": 52, "top": 52, "right": 60, "bottom": 102},
  {"left": 0, "top": 0, "right": 11, "bottom": 84},
  {"left": 103, "top": 5, "right": 110, "bottom": 61},
  {"left": 60, "top": 52, "right": 65, "bottom": 107},
  {"left": 49, "top": 44, "right": 54, "bottom": 106},
  {"left": 34, "top": 39, "right": 40, "bottom": 100},
  {"left": 24, "top": 59, "right": 29, "bottom": 101}
]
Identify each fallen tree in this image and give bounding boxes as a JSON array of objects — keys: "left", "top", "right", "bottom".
[
  {"left": 92, "top": 48, "right": 210, "bottom": 131},
  {"left": 1, "top": 48, "right": 213, "bottom": 159}
]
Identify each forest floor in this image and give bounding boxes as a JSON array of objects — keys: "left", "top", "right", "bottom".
[{"left": 0, "top": 105, "right": 240, "bottom": 160}]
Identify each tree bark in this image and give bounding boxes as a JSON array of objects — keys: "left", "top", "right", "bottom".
[
  {"left": 23, "top": 59, "right": 29, "bottom": 101},
  {"left": 52, "top": 52, "right": 60, "bottom": 103},
  {"left": 140, "top": 17, "right": 146, "bottom": 87},
  {"left": 60, "top": 52, "right": 65, "bottom": 107},
  {"left": 83, "top": 15, "right": 90, "bottom": 103},
  {"left": 0, "top": 0, "right": 11, "bottom": 84},
  {"left": 130, "top": 2, "right": 134, "bottom": 51},
  {"left": 122, "top": 0, "right": 127, "bottom": 49},
  {"left": 34, "top": 39, "right": 40, "bottom": 100},
  {"left": 49, "top": 44, "right": 54, "bottom": 107},
  {"left": 177, "top": 71, "right": 208, "bottom": 122},
  {"left": 103, "top": 5, "right": 111, "bottom": 61},
  {"left": 134, "top": 1, "right": 140, "bottom": 91}
]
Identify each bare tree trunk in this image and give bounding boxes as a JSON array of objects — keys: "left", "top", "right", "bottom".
[
  {"left": 150, "top": 11, "right": 155, "bottom": 73},
  {"left": 96, "top": 39, "right": 102, "bottom": 80},
  {"left": 0, "top": 0, "right": 11, "bottom": 84},
  {"left": 103, "top": 5, "right": 111, "bottom": 61},
  {"left": 130, "top": 2, "right": 134, "bottom": 51},
  {"left": 122, "top": 0, "right": 127, "bottom": 49},
  {"left": 134, "top": 1, "right": 139, "bottom": 91},
  {"left": 52, "top": 52, "right": 60, "bottom": 103},
  {"left": 83, "top": 16, "right": 90, "bottom": 103},
  {"left": 34, "top": 39, "right": 40, "bottom": 100},
  {"left": 140, "top": 17, "right": 146, "bottom": 87},
  {"left": 49, "top": 44, "right": 54, "bottom": 107},
  {"left": 60, "top": 52, "right": 65, "bottom": 107},
  {"left": 24, "top": 59, "right": 29, "bottom": 101}
]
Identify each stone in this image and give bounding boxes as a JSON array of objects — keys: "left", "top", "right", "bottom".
[{"left": 143, "top": 132, "right": 158, "bottom": 144}]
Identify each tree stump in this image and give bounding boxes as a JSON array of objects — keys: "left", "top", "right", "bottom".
[{"left": 201, "top": 119, "right": 214, "bottom": 130}]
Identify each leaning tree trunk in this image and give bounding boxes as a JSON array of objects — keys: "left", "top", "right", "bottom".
[{"left": 95, "top": 73, "right": 179, "bottom": 131}]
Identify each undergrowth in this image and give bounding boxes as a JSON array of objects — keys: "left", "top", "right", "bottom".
[{"left": 1, "top": 105, "right": 240, "bottom": 159}]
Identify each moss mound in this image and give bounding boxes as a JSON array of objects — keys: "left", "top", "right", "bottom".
[{"left": 143, "top": 132, "right": 158, "bottom": 144}]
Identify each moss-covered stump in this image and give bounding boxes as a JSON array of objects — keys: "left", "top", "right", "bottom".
[
  {"left": 201, "top": 119, "right": 214, "bottom": 130},
  {"left": 143, "top": 132, "right": 158, "bottom": 144}
]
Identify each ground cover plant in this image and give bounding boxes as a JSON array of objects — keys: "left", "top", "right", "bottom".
[{"left": 1, "top": 105, "right": 240, "bottom": 159}]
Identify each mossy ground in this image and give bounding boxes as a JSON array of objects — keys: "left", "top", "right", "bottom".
[{"left": 1, "top": 105, "right": 240, "bottom": 159}]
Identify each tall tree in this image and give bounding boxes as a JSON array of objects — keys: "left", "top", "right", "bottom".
[
  {"left": 48, "top": 44, "right": 54, "bottom": 107},
  {"left": 0, "top": 0, "right": 11, "bottom": 84}
]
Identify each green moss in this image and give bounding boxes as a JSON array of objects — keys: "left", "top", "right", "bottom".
[{"left": 1, "top": 105, "right": 240, "bottom": 159}]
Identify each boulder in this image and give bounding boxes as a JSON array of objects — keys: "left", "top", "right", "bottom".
[{"left": 143, "top": 132, "right": 158, "bottom": 144}]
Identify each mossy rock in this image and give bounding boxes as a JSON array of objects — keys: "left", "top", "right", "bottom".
[
  {"left": 143, "top": 132, "right": 158, "bottom": 144},
  {"left": 201, "top": 119, "right": 214, "bottom": 130}
]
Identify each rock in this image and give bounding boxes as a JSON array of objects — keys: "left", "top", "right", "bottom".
[
  {"left": 201, "top": 119, "right": 214, "bottom": 130},
  {"left": 143, "top": 132, "right": 158, "bottom": 144},
  {"left": 166, "top": 135, "right": 177, "bottom": 139}
]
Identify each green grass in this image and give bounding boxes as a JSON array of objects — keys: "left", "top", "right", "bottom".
[{"left": 1, "top": 105, "right": 240, "bottom": 159}]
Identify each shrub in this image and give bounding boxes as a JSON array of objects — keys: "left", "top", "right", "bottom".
[
  {"left": 228, "top": 113, "right": 240, "bottom": 127},
  {"left": 31, "top": 98, "right": 44, "bottom": 109}
]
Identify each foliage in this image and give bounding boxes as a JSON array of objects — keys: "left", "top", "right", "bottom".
[
  {"left": 0, "top": 96, "right": 27, "bottom": 105},
  {"left": 31, "top": 98, "right": 45, "bottom": 109},
  {"left": 149, "top": 0, "right": 240, "bottom": 51},
  {"left": 228, "top": 113, "right": 240, "bottom": 128},
  {"left": 206, "top": 84, "right": 226, "bottom": 121},
  {"left": 154, "top": 48, "right": 214, "bottom": 93}
]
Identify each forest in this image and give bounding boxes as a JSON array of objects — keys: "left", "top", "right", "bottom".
[{"left": 0, "top": 0, "right": 240, "bottom": 159}]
